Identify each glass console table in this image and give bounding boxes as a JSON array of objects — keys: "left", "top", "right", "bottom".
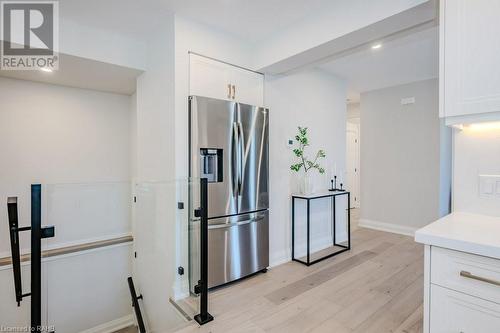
[{"left": 291, "top": 191, "right": 351, "bottom": 266}]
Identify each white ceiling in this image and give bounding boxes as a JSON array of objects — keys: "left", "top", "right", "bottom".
[
  {"left": 318, "top": 26, "right": 438, "bottom": 103},
  {"left": 5, "top": 1, "right": 436, "bottom": 97},
  {"left": 59, "top": 0, "right": 336, "bottom": 43}
]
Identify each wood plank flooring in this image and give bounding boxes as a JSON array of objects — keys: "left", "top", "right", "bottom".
[
  {"left": 173, "top": 226, "right": 424, "bottom": 333},
  {"left": 113, "top": 326, "right": 137, "bottom": 333}
]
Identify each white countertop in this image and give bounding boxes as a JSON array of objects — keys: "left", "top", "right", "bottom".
[{"left": 415, "top": 212, "right": 500, "bottom": 260}]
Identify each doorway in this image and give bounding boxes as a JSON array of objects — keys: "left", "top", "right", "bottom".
[{"left": 346, "top": 112, "right": 360, "bottom": 213}]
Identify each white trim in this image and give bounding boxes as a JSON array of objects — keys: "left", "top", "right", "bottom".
[
  {"left": 358, "top": 218, "right": 418, "bottom": 237},
  {"left": 423, "top": 245, "right": 431, "bottom": 333},
  {"left": 78, "top": 314, "right": 134, "bottom": 333},
  {"left": 444, "top": 110, "right": 500, "bottom": 127}
]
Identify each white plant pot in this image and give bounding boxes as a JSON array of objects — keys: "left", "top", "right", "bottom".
[{"left": 300, "top": 173, "right": 314, "bottom": 194}]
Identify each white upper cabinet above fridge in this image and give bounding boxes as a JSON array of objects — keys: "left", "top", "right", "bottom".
[
  {"left": 440, "top": 0, "right": 500, "bottom": 121},
  {"left": 189, "top": 53, "right": 264, "bottom": 106}
]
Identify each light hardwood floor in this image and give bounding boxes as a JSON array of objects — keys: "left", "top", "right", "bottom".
[
  {"left": 114, "top": 326, "right": 138, "bottom": 333},
  {"left": 173, "top": 226, "right": 424, "bottom": 333}
]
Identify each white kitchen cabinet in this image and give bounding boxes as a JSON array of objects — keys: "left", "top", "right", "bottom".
[
  {"left": 431, "top": 246, "right": 500, "bottom": 304},
  {"left": 430, "top": 284, "right": 500, "bottom": 333},
  {"left": 415, "top": 213, "right": 500, "bottom": 333},
  {"left": 440, "top": 0, "right": 500, "bottom": 119},
  {"left": 189, "top": 53, "right": 264, "bottom": 106},
  {"left": 423, "top": 246, "right": 500, "bottom": 333}
]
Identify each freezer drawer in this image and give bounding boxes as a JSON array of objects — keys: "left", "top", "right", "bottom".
[{"left": 208, "top": 211, "right": 269, "bottom": 288}]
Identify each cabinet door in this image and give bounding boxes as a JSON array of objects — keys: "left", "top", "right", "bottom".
[
  {"left": 189, "top": 54, "right": 232, "bottom": 101},
  {"left": 442, "top": 0, "right": 500, "bottom": 118},
  {"left": 229, "top": 66, "right": 264, "bottom": 106},
  {"left": 430, "top": 284, "right": 500, "bottom": 333}
]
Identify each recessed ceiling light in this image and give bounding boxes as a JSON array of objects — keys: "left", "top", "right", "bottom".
[
  {"left": 39, "top": 67, "right": 52, "bottom": 73},
  {"left": 371, "top": 43, "right": 382, "bottom": 50}
]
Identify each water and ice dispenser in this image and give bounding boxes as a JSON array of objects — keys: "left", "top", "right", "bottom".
[{"left": 199, "top": 148, "right": 223, "bottom": 183}]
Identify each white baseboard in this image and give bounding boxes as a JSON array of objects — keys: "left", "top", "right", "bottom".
[
  {"left": 79, "top": 314, "right": 135, "bottom": 333},
  {"left": 358, "top": 219, "right": 417, "bottom": 237}
]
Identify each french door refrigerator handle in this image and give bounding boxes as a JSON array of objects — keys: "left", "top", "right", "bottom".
[
  {"left": 208, "top": 215, "right": 265, "bottom": 229},
  {"left": 237, "top": 121, "right": 245, "bottom": 196},
  {"left": 232, "top": 122, "right": 239, "bottom": 197}
]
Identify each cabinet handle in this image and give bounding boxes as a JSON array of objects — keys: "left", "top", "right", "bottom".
[
  {"left": 227, "top": 84, "right": 232, "bottom": 99},
  {"left": 232, "top": 85, "right": 236, "bottom": 99},
  {"left": 460, "top": 270, "right": 500, "bottom": 287}
]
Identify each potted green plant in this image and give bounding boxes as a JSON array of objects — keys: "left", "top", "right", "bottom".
[{"left": 290, "top": 126, "right": 326, "bottom": 194}]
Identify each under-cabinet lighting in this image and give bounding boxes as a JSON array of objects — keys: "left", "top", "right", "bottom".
[
  {"left": 453, "top": 121, "right": 500, "bottom": 131},
  {"left": 463, "top": 121, "right": 500, "bottom": 131},
  {"left": 39, "top": 67, "right": 52, "bottom": 73},
  {"left": 450, "top": 124, "right": 464, "bottom": 130},
  {"left": 371, "top": 43, "right": 382, "bottom": 50}
]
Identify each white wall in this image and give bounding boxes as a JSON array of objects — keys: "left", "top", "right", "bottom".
[
  {"left": 132, "top": 13, "right": 186, "bottom": 333},
  {"left": 0, "top": 76, "right": 133, "bottom": 332},
  {"left": 0, "top": 77, "right": 132, "bottom": 254},
  {"left": 359, "top": 79, "right": 449, "bottom": 233},
  {"left": 265, "top": 69, "right": 347, "bottom": 265},
  {"left": 453, "top": 128, "right": 500, "bottom": 217},
  {"left": 439, "top": 119, "right": 453, "bottom": 217},
  {"left": 58, "top": 18, "right": 147, "bottom": 70},
  {"left": 135, "top": 17, "right": 176, "bottom": 183}
]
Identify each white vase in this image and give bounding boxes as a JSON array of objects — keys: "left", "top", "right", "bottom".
[{"left": 300, "top": 173, "right": 314, "bottom": 194}]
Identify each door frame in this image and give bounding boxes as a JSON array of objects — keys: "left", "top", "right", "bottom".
[{"left": 346, "top": 120, "right": 360, "bottom": 208}]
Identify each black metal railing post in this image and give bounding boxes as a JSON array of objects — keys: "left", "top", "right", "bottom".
[
  {"left": 31, "top": 184, "right": 42, "bottom": 331},
  {"left": 6, "top": 185, "right": 54, "bottom": 332},
  {"left": 194, "top": 178, "right": 213, "bottom": 325},
  {"left": 127, "top": 277, "right": 146, "bottom": 333},
  {"left": 30, "top": 184, "right": 55, "bottom": 332},
  {"left": 7, "top": 197, "right": 28, "bottom": 306}
]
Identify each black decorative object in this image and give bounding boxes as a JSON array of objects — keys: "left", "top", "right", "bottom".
[
  {"left": 328, "top": 175, "right": 346, "bottom": 192},
  {"left": 328, "top": 178, "right": 335, "bottom": 191}
]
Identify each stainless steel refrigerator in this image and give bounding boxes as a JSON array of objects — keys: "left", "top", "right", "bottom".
[{"left": 189, "top": 95, "right": 269, "bottom": 289}]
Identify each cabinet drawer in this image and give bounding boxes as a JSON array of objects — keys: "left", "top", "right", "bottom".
[
  {"left": 430, "top": 284, "right": 500, "bottom": 333},
  {"left": 431, "top": 247, "right": 500, "bottom": 303}
]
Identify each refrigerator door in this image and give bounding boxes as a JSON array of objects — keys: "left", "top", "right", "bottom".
[
  {"left": 207, "top": 210, "right": 269, "bottom": 288},
  {"left": 236, "top": 103, "right": 269, "bottom": 214},
  {"left": 190, "top": 96, "right": 238, "bottom": 218}
]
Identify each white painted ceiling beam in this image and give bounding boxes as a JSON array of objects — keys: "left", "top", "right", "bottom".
[{"left": 256, "top": 0, "right": 437, "bottom": 74}]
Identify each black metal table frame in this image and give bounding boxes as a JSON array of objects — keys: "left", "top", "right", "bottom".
[{"left": 292, "top": 191, "right": 351, "bottom": 266}]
